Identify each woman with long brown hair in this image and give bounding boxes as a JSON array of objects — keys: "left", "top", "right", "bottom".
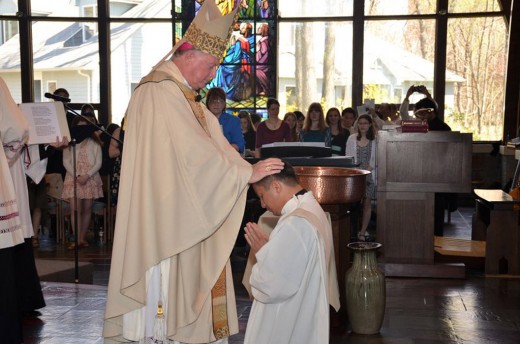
[
  {"left": 283, "top": 112, "right": 298, "bottom": 142},
  {"left": 326, "top": 107, "right": 349, "bottom": 155},
  {"left": 299, "top": 102, "right": 331, "bottom": 146}
]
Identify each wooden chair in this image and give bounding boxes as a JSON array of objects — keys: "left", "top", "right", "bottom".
[
  {"left": 45, "top": 174, "right": 68, "bottom": 244},
  {"left": 45, "top": 173, "right": 114, "bottom": 245},
  {"left": 473, "top": 189, "right": 520, "bottom": 275}
]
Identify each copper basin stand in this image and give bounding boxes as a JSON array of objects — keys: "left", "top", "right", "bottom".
[{"left": 294, "top": 166, "right": 369, "bottom": 333}]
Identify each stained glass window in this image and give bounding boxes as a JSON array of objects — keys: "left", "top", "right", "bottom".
[{"left": 196, "top": 0, "right": 277, "bottom": 118}]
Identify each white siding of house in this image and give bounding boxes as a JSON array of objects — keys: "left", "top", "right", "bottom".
[
  {"left": 0, "top": 0, "right": 17, "bottom": 14},
  {"left": 1, "top": 72, "right": 22, "bottom": 103},
  {"left": 112, "top": 42, "right": 134, "bottom": 122},
  {"left": 36, "top": 70, "right": 90, "bottom": 103},
  {"left": 111, "top": 23, "right": 171, "bottom": 125}
]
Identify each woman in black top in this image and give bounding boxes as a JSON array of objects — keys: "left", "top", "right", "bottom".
[
  {"left": 326, "top": 107, "right": 349, "bottom": 155},
  {"left": 238, "top": 111, "right": 256, "bottom": 156}
]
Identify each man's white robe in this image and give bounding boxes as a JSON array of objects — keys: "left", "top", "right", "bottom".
[
  {"left": 0, "top": 77, "right": 28, "bottom": 248},
  {"left": 104, "top": 60, "right": 252, "bottom": 343},
  {"left": 9, "top": 152, "right": 33, "bottom": 239},
  {"left": 244, "top": 192, "right": 340, "bottom": 344}
]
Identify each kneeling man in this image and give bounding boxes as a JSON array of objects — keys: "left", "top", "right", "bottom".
[{"left": 243, "top": 162, "right": 340, "bottom": 344}]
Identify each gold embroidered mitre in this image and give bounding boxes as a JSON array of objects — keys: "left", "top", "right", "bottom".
[
  {"left": 151, "top": 0, "right": 238, "bottom": 70},
  {"left": 181, "top": 0, "right": 238, "bottom": 58}
]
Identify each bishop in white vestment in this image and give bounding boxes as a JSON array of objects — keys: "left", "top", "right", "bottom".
[{"left": 103, "top": 1, "right": 283, "bottom": 343}]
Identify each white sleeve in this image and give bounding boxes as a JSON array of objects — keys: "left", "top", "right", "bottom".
[
  {"left": 372, "top": 115, "right": 385, "bottom": 131},
  {"left": 345, "top": 134, "right": 357, "bottom": 163},
  {"left": 87, "top": 141, "right": 102, "bottom": 177},
  {"left": 370, "top": 138, "right": 377, "bottom": 185},
  {"left": 250, "top": 217, "right": 317, "bottom": 304},
  {"left": 62, "top": 146, "right": 73, "bottom": 175},
  {"left": 0, "top": 77, "right": 29, "bottom": 161},
  {"left": 399, "top": 99, "right": 411, "bottom": 120}
]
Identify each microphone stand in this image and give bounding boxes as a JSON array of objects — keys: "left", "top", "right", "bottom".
[
  {"left": 63, "top": 104, "right": 123, "bottom": 147},
  {"left": 71, "top": 138, "right": 79, "bottom": 283},
  {"left": 59, "top": 103, "right": 122, "bottom": 283}
]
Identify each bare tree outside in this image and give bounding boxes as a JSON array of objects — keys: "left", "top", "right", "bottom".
[
  {"left": 291, "top": 0, "right": 350, "bottom": 113},
  {"left": 408, "top": 0, "right": 435, "bottom": 61},
  {"left": 322, "top": 22, "right": 336, "bottom": 109},
  {"left": 366, "top": 0, "right": 505, "bottom": 141},
  {"left": 295, "top": 23, "right": 304, "bottom": 111},
  {"left": 280, "top": 0, "right": 506, "bottom": 140},
  {"left": 299, "top": 23, "right": 316, "bottom": 112},
  {"left": 447, "top": 16, "right": 506, "bottom": 140},
  {"left": 291, "top": 0, "right": 316, "bottom": 113}
]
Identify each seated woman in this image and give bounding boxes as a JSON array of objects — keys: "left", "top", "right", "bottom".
[{"left": 299, "top": 102, "right": 331, "bottom": 146}]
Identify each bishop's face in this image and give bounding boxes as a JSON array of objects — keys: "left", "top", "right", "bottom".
[{"left": 186, "top": 51, "right": 220, "bottom": 90}]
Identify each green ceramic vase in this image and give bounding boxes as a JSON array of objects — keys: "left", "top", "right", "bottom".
[{"left": 345, "top": 242, "right": 386, "bottom": 334}]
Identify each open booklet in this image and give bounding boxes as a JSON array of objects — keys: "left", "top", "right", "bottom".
[{"left": 19, "top": 102, "right": 70, "bottom": 144}]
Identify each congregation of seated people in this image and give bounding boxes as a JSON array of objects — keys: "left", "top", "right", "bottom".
[{"left": 31, "top": 86, "right": 453, "bottom": 248}]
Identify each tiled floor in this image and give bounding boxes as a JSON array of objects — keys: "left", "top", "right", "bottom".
[{"left": 25, "top": 207, "right": 520, "bottom": 343}]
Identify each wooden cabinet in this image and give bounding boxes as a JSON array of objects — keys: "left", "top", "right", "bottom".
[{"left": 376, "top": 131, "right": 472, "bottom": 277}]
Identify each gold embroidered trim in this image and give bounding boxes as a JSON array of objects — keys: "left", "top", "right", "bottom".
[
  {"left": 170, "top": 79, "right": 211, "bottom": 138},
  {"left": 211, "top": 267, "right": 229, "bottom": 339},
  {"left": 184, "top": 23, "right": 228, "bottom": 58}
]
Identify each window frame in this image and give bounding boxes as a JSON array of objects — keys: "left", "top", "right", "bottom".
[{"left": 6, "top": 0, "right": 515, "bottom": 141}]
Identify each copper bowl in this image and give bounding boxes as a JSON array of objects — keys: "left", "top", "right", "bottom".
[{"left": 294, "top": 166, "right": 370, "bottom": 205}]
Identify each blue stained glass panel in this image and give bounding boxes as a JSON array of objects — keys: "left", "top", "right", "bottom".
[{"left": 205, "top": 18, "right": 275, "bottom": 109}]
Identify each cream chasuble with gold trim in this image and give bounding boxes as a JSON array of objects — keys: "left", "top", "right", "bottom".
[{"left": 104, "top": 60, "right": 252, "bottom": 343}]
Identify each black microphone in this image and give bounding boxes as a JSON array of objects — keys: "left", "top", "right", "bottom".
[
  {"left": 195, "top": 94, "right": 202, "bottom": 102},
  {"left": 44, "top": 92, "right": 71, "bottom": 103}
]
